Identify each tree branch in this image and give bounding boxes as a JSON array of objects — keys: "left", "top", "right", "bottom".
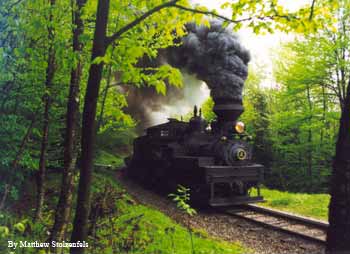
[
  {"left": 172, "top": 4, "right": 295, "bottom": 24},
  {"left": 105, "top": 1, "right": 296, "bottom": 46},
  {"left": 105, "top": 0, "right": 180, "bottom": 46},
  {"left": 172, "top": 4, "right": 247, "bottom": 23},
  {"left": 309, "top": 0, "right": 316, "bottom": 21}
]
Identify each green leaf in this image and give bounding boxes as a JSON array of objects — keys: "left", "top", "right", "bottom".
[{"left": 14, "top": 222, "right": 25, "bottom": 233}]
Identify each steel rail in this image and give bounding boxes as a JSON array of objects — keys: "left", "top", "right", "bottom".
[
  {"left": 222, "top": 205, "right": 328, "bottom": 245},
  {"left": 246, "top": 204, "right": 329, "bottom": 230}
]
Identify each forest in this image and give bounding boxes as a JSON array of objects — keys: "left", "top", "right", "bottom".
[{"left": 0, "top": 0, "right": 349, "bottom": 254}]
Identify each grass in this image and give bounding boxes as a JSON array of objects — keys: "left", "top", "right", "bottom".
[
  {"left": 95, "top": 149, "right": 124, "bottom": 168},
  {"left": 107, "top": 202, "right": 247, "bottom": 254},
  {"left": 93, "top": 171, "right": 248, "bottom": 254},
  {"left": 253, "top": 188, "right": 330, "bottom": 221}
]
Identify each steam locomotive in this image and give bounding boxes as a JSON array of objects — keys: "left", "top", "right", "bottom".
[{"left": 125, "top": 101, "right": 264, "bottom": 206}]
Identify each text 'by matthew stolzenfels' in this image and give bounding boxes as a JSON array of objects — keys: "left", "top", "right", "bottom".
[{"left": 8, "top": 240, "right": 89, "bottom": 249}]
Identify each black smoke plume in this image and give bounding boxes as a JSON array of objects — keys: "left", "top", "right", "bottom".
[
  {"left": 124, "top": 20, "right": 250, "bottom": 130},
  {"left": 167, "top": 20, "right": 250, "bottom": 103}
]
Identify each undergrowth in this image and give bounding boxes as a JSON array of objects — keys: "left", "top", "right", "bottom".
[
  {"left": 90, "top": 172, "right": 247, "bottom": 254},
  {"left": 0, "top": 169, "right": 247, "bottom": 254}
]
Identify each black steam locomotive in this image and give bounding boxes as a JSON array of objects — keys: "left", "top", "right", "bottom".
[{"left": 125, "top": 101, "right": 264, "bottom": 206}]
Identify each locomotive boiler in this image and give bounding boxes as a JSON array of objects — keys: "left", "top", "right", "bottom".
[{"left": 125, "top": 100, "right": 264, "bottom": 207}]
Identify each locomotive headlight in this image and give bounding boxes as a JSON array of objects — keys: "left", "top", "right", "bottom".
[{"left": 235, "top": 121, "right": 245, "bottom": 134}]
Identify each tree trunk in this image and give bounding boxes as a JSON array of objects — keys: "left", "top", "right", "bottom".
[
  {"left": 50, "top": 0, "right": 86, "bottom": 243},
  {"left": 319, "top": 84, "right": 328, "bottom": 177},
  {"left": 326, "top": 80, "right": 350, "bottom": 253},
  {"left": 70, "top": 0, "right": 109, "bottom": 253},
  {"left": 320, "top": 85, "right": 326, "bottom": 149},
  {"left": 96, "top": 65, "right": 112, "bottom": 132},
  {"left": 306, "top": 85, "right": 313, "bottom": 180},
  {"left": 34, "top": 0, "right": 56, "bottom": 221}
]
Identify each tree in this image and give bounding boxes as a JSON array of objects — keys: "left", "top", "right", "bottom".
[
  {"left": 50, "top": 0, "right": 87, "bottom": 242},
  {"left": 270, "top": 23, "right": 349, "bottom": 190},
  {"left": 34, "top": 0, "right": 57, "bottom": 221},
  {"left": 325, "top": 0, "right": 350, "bottom": 252},
  {"left": 0, "top": 0, "right": 55, "bottom": 210},
  {"left": 327, "top": 80, "right": 350, "bottom": 253},
  {"left": 0, "top": 0, "right": 77, "bottom": 214},
  {"left": 70, "top": 1, "right": 110, "bottom": 252},
  {"left": 244, "top": 90, "right": 273, "bottom": 166}
]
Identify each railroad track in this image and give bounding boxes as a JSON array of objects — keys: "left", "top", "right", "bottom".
[{"left": 222, "top": 204, "right": 328, "bottom": 244}]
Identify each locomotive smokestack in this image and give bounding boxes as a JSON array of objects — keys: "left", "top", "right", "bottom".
[
  {"left": 168, "top": 20, "right": 250, "bottom": 123},
  {"left": 213, "top": 98, "right": 243, "bottom": 122}
]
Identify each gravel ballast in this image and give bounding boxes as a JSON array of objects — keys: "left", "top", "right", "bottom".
[{"left": 116, "top": 170, "right": 325, "bottom": 254}]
